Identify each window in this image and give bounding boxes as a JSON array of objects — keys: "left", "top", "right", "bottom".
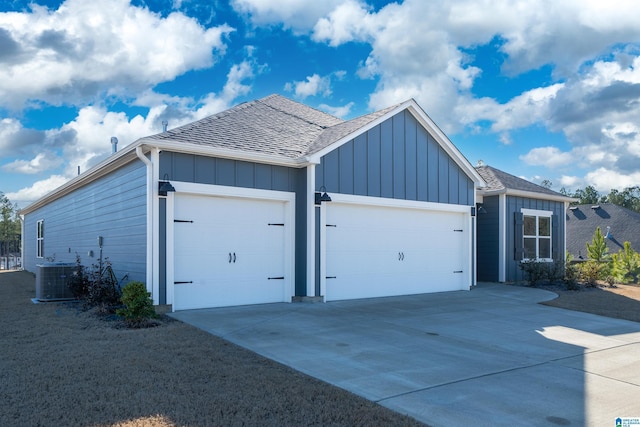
[
  {"left": 521, "top": 209, "right": 552, "bottom": 261},
  {"left": 36, "top": 220, "right": 44, "bottom": 258}
]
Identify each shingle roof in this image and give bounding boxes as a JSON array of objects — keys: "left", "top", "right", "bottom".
[
  {"left": 146, "top": 94, "right": 395, "bottom": 161},
  {"left": 476, "top": 165, "right": 567, "bottom": 198},
  {"left": 566, "top": 203, "right": 640, "bottom": 259}
]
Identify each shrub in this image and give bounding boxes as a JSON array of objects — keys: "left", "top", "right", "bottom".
[
  {"left": 519, "top": 259, "right": 549, "bottom": 286},
  {"left": 67, "top": 255, "right": 122, "bottom": 313},
  {"left": 116, "top": 281, "right": 157, "bottom": 327},
  {"left": 611, "top": 241, "right": 640, "bottom": 284},
  {"left": 580, "top": 260, "right": 604, "bottom": 287},
  {"left": 564, "top": 253, "right": 580, "bottom": 290}
]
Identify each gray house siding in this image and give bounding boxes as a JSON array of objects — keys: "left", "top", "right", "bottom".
[
  {"left": 315, "top": 110, "right": 474, "bottom": 205},
  {"left": 505, "top": 196, "right": 566, "bottom": 282},
  {"left": 477, "top": 195, "right": 500, "bottom": 281},
  {"left": 158, "top": 152, "right": 309, "bottom": 296},
  {"left": 23, "top": 160, "right": 147, "bottom": 285}
]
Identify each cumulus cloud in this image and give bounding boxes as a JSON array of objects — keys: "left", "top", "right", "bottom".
[
  {"left": 519, "top": 147, "right": 574, "bottom": 169},
  {"left": 318, "top": 102, "right": 354, "bottom": 118},
  {"left": 2, "top": 152, "right": 63, "bottom": 174},
  {"left": 6, "top": 175, "right": 69, "bottom": 205},
  {"left": 284, "top": 73, "right": 336, "bottom": 99},
  {"left": 231, "top": 0, "right": 344, "bottom": 32},
  {"left": 0, "top": 0, "right": 233, "bottom": 109}
]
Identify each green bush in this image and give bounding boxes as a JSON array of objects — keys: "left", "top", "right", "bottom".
[
  {"left": 518, "top": 259, "right": 549, "bottom": 286},
  {"left": 611, "top": 242, "right": 640, "bottom": 284},
  {"left": 116, "top": 281, "right": 157, "bottom": 326}
]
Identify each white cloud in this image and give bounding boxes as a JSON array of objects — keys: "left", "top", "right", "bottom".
[
  {"left": 2, "top": 152, "right": 63, "bottom": 174},
  {"left": 6, "top": 175, "right": 69, "bottom": 205},
  {"left": 318, "top": 102, "right": 354, "bottom": 118},
  {"left": 285, "top": 74, "right": 333, "bottom": 99},
  {"left": 520, "top": 146, "right": 574, "bottom": 169},
  {"left": 0, "top": 0, "right": 233, "bottom": 109},
  {"left": 231, "top": 0, "right": 344, "bottom": 32},
  {"left": 584, "top": 167, "right": 640, "bottom": 192}
]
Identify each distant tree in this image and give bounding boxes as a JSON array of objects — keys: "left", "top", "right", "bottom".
[
  {"left": 572, "top": 185, "right": 600, "bottom": 205},
  {"left": 603, "top": 186, "right": 640, "bottom": 213},
  {"left": 0, "top": 192, "right": 21, "bottom": 260},
  {"left": 611, "top": 242, "right": 640, "bottom": 284},
  {"left": 540, "top": 179, "right": 553, "bottom": 189}
]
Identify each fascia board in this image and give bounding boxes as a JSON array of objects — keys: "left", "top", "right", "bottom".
[
  {"left": 479, "top": 188, "right": 577, "bottom": 203},
  {"left": 406, "top": 101, "right": 485, "bottom": 187},
  {"left": 145, "top": 138, "right": 309, "bottom": 168},
  {"left": 305, "top": 103, "right": 409, "bottom": 163}
]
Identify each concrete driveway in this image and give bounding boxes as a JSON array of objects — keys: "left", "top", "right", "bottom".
[{"left": 170, "top": 283, "right": 640, "bottom": 427}]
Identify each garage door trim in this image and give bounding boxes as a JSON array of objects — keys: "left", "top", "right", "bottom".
[
  {"left": 165, "top": 181, "right": 296, "bottom": 308},
  {"left": 318, "top": 193, "right": 472, "bottom": 300}
]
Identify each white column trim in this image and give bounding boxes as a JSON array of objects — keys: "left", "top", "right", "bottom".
[
  {"left": 306, "top": 165, "right": 316, "bottom": 297},
  {"left": 165, "top": 191, "right": 175, "bottom": 306},
  {"left": 499, "top": 194, "right": 506, "bottom": 282}
]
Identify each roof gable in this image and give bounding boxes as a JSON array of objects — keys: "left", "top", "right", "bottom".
[{"left": 476, "top": 165, "right": 572, "bottom": 202}]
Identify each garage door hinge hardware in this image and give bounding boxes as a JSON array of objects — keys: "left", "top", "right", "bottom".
[
  {"left": 174, "top": 281, "right": 193, "bottom": 284},
  {"left": 268, "top": 276, "right": 285, "bottom": 280},
  {"left": 228, "top": 253, "right": 236, "bottom": 263},
  {"left": 453, "top": 270, "right": 463, "bottom": 273},
  {"left": 326, "top": 224, "right": 337, "bottom": 227},
  {"left": 174, "top": 219, "right": 194, "bottom": 223},
  {"left": 268, "top": 223, "right": 285, "bottom": 226},
  {"left": 453, "top": 229, "right": 463, "bottom": 232},
  {"left": 326, "top": 276, "right": 337, "bottom": 279}
]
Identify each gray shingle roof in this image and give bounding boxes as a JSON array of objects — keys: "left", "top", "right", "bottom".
[
  {"left": 476, "top": 165, "right": 566, "bottom": 198},
  {"left": 146, "top": 94, "right": 396, "bottom": 161},
  {"left": 566, "top": 203, "right": 640, "bottom": 259}
]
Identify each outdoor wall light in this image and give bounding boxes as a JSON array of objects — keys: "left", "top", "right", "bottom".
[
  {"left": 315, "top": 186, "right": 332, "bottom": 205},
  {"left": 158, "top": 180, "right": 175, "bottom": 196}
]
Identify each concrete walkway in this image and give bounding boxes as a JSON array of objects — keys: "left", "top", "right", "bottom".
[{"left": 170, "top": 283, "right": 640, "bottom": 427}]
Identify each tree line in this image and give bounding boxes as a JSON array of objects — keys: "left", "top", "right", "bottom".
[
  {"left": 0, "top": 192, "right": 21, "bottom": 266},
  {"left": 551, "top": 184, "right": 640, "bottom": 213}
]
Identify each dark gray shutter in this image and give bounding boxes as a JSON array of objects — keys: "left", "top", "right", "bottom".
[
  {"left": 552, "top": 214, "right": 559, "bottom": 260},
  {"left": 514, "top": 211, "right": 524, "bottom": 260}
]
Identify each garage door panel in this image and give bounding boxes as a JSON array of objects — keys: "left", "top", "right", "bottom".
[
  {"left": 325, "top": 203, "right": 467, "bottom": 301},
  {"left": 173, "top": 194, "right": 289, "bottom": 310}
]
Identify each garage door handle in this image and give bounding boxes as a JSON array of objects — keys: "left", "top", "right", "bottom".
[
  {"left": 228, "top": 253, "right": 232, "bottom": 263},
  {"left": 233, "top": 252, "right": 236, "bottom": 263}
]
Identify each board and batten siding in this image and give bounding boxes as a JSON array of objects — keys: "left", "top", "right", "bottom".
[
  {"left": 505, "top": 196, "right": 566, "bottom": 282},
  {"left": 158, "top": 152, "right": 309, "bottom": 296},
  {"left": 316, "top": 110, "right": 475, "bottom": 205},
  {"left": 23, "top": 160, "right": 147, "bottom": 284},
  {"left": 476, "top": 195, "right": 500, "bottom": 282}
]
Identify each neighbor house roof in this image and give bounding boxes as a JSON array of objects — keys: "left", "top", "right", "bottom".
[
  {"left": 566, "top": 203, "right": 640, "bottom": 259},
  {"left": 475, "top": 164, "right": 574, "bottom": 202}
]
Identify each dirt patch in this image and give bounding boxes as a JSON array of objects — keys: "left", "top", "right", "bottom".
[
  {"left": 0, "top": 271, "right": 425, "bottom": 427},
  {"left": 538, "top": 283, "right": 640, "bottom": 323}
]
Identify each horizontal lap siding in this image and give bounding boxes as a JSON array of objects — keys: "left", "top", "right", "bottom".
[
  {"left": 505, "top": 196, "right": 566, "bottom": 282},
  {"left": 316, "top": 111, "right": 474, "bottom": 205},
  {"left": 23, "top": 160, "right": 147, "bottom": 284}
]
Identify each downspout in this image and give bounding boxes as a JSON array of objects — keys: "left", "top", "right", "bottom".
[
  {"left": 19, "top": 215, "right": 24, "bottom": 271},
  {"left": 135, "top": 145, "right": 156, "bottom": 302}
]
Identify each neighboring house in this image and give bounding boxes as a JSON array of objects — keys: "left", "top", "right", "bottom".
[
  {"left": 475, "top": 164, "right": 575, "bottom": 282},
  {"left": 566, "top": 203, "right": 640, "bottom": 260},
  {"left": 21, "top": 94, "right": 484, "bottom": 310}
]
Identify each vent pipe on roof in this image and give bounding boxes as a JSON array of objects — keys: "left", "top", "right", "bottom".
[
  {"left": 162, "top": 120, "right": 168, "bottom": 132},
  {"left": 111, "top": 137, "right": 118, "bottom": 154}
]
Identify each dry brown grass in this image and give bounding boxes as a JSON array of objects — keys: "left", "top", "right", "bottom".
[{"left": 0, "top": 271, "right": 425, "bottom": 427}]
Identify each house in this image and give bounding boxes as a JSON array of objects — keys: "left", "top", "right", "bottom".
[
  {"left": 21, "top": 94, "right": 485, "bottom": 310},
  {"left": 566, "top": 203, "right": 640, "bottom": 260},
  {"left": 475, "top": 164, "right": 575, "bottom": 282}
]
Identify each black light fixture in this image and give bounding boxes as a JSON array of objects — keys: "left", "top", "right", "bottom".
[
  {"left": 474, "top": 203, "right": 487, "bottom": 215},
  {"left": 315, "top": 186, "right": 332, "bottom": 205},
  {"left": 158, "top": 174, "right": 175, "bottom": 196}
]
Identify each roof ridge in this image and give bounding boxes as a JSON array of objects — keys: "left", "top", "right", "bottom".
[{"left": 256, "top": 94, "right": 343, "bottom": 129}]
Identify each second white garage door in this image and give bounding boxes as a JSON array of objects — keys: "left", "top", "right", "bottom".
[
  {"left": 325, "top": 202, "right": 468, "bottom": 301},
  {"left": 172, "top": 193, "right": 291, "bottom": 310}
]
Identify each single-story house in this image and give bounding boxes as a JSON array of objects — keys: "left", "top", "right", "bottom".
[
  {"left": 475, "top": 164, "right": 575, "bottom": 282},
  {"left": 21, "top": 94, "right": 486, "bottom": 310},
  {"left": 566, "top": 203, "right": 640, "bottom": 260}
]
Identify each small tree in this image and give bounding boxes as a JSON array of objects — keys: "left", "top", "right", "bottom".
[
  {"left": 117, "top": 282, "right": 157, "bottom": 327},
  {"left": 611, "top": 242, "right": 640, "bottom": 284},
  {"left": 586, "top": 226, "right": 608, "bottom": 262}
]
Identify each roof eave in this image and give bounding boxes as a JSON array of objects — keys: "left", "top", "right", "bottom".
[{"left": 478, "top": 187, "right": 577, "bottom": 203}]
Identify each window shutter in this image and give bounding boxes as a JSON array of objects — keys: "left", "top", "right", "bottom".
[
  {"left": 514, "top": 211, "right": 524, "bottom": 260},
  {"left": 552, "top": 214, "right": 559, "bottom": 260}
]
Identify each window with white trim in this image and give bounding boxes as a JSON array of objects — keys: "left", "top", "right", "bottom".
[
  {"left": 521, "top": 209, "right": 552, "bottom": 261},
  {"left": 36, "top": 219, "right": 44, "bottom": 258}
]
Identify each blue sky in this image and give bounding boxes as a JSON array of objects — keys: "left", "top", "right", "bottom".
[{"left": 2, "top": 0, "right": 640, "bottom": 207}]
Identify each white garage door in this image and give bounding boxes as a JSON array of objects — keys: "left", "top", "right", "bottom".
[
  {"left": 325, "top": 203, "right": 468, "bottom": 301},
  {"left": 172, "top": 194, "right": 290, "bottom": 310}
]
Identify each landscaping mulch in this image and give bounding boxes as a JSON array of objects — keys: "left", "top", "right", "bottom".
[{"left": 0, "top": 271, "right": 425, "bottom": 427}]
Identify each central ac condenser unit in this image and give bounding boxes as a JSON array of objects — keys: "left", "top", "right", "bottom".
[{"left": 36, "top": 263, "right": 77, "bottom": 302}]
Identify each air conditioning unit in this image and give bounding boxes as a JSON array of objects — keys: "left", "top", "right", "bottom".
[{"left": 36, "top": 263, "right": 77, "bottom": 302}]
